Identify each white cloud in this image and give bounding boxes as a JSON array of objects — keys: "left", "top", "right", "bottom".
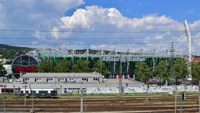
[
  {"left": 51, "top": 6, "right": 200, "bottom": 54},
  {"left": 0, "top": 0, "right": 84, "bottom": 48},
  {"left": 190, "top": 20, "right": 200, "bottom": 30},
  {"left": 1, "top": 2, "right": 200, "bottom": 54},
  {"left": 58, "top": 6, "right": 183, "bottom": 32},
  {"left": 53, "top": 6, "right": 185, "bottom": 51},
  {"left": 0, "top": 0, "right": 84, "bottom": 29}
]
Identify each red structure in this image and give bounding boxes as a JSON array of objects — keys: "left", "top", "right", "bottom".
[
  {"left": 12, "top": 55, "right": 38, "bottom": 76},
  {"left": 192, "top": 58, "right": 200, "bottom": 63}
]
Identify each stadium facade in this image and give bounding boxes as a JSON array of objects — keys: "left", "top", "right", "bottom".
[{"left": 1, "top": 48, "right": 196, "bottom": 95}]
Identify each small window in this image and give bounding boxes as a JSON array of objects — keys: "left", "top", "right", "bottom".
[
  {"left": 58, "top": 78, "right": 65, "bottom": 81},
  {"left": 93, "top": 78, "right": 99, "bottom": 81},
  {"left": 47, "top": 78, "right": 53, "bottom": 82},
  {"left": 24, "top": 78, "right": 29, "bottom": 82},
  {"left": 35, "top": 78, "right": 41, "bottom": 82},
  {"left": 82, "top": 78, "right": 88, "bottom": 82}
]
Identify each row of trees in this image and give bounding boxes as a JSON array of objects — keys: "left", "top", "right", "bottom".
[
  {"left": 135, "top": 59, "right": 200, "bottom": 84},
  {"left": 37, "top": 58, "right": 200, "bottom": 83},
  {"left": 1, "top": 51, "right": 17, "bottom": 59},
  {"left": 38, "top": 59, "right": 110, "bottom": 78}
]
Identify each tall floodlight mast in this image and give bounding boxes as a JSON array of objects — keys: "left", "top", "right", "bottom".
[{"left": 184, "top": 20, "right": 192, "bottom": 81}]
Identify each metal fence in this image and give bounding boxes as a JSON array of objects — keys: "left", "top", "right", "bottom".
[{"left": 0, "top": 93, "right": 200, "bottom": 113}]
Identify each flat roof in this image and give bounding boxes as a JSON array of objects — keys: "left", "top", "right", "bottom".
[{"left": 21, "top": 72, "right": 103, "bottom": 78}]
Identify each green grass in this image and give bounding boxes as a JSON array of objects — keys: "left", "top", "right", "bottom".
[{"left": 0, "top": 94, "right": 22, "bottom": 100}]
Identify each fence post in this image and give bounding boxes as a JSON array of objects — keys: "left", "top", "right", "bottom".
[
  {"left": 199, "top": 81, "right": 200, "bottom": 113},
  {"left": 80, "top": 88, "right": 83, "bottom": 113},
  {"left": 179, "top": 95, "right": 183, "bottom": 113},
  {"left": 3, "top": 85, "right": 7, "bottom": 113}
]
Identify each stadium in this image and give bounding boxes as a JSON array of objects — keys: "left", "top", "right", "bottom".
[
  {"left": 0, "top": 45, "right": 197, "bottom": 96},
  {"left": 1, "top": 1, "right": 200, "bottom": 112}
]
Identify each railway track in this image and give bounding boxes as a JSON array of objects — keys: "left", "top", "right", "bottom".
[{"left": 0, "top": 95, "right": 199, "bottom": 113}]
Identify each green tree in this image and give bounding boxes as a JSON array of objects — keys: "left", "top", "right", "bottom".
[
  {"left": 38, "top": 60, "right": 54, "bottom": 72},
  {"left": 192, "top": 62, "right": 200, "bottom": 82},
  {"left": 54, "top": 60, "right": 70, "bottom": 72},
  {"left": 174, "top": 59, "right": 188, "bottom": 81},
  {"left": 2, "top": 51, "right": 17, "bottom": 59},
  {"left": 72, "top": 59, "right": 90, "bottom": 72},
  {"left": 154, "top": 60, "right": 169, "bottom": 84},
  {"left": 0, "top": 62, "right": 7, "bottom": 76},
  {"left": 93, "top": 60, "right": 110, "bottom": 78},
  {"left": 135, "top": 62, "right": 152, "bottom": 83}
]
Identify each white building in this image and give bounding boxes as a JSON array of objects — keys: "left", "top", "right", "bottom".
[
  {"left": 20, "top": 72, "right": 103, "bottom": 83},
  {"left": 3, "top": 64, "right": 12, "bottom": 75},
  {"left": 0, "top": 72, "right": 144, "bottom": 95}
]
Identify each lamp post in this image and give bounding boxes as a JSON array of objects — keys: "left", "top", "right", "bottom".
[
  {"left": 29, "top": 83, "right": 34, "bottom": 113},
  {"left": 23, "top": 82, "right": 27, "bottom": 106},
  {"left": 3, "top": 85, "right": 6, "bottom": 113},
  {"left": 174, "top": 85, "right": 177, "bottom": 113},
  {"left": 13, "top": 85, "right": 15, "bottom": 96},
  {"left": 199, "top": 81, "right": 200, "bottom": 113},
  {"left": 80, "top": 88, "right": 84, "bottom": 113},
  {"left": 60, "top": 85, "right": 62, "bottom": 94}
]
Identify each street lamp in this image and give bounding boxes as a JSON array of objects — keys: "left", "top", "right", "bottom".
[
  {"left": 29, "top": 84, "right": 34, "bottom": 113},
  {"left": 3, "top": 85, "right": 7, "bottom": 113},
  {"left": 23, "top": 81, "right": 27, "bottom": 106},
  {"left": 80, "top": 88, "right": 86, "bottom": 113},
  {"left": 199, "top": 81, "right": 200, "bottom": 113}
]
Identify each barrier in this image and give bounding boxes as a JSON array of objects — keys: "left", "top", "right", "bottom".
[{"left": 86, "top": 85, "right": 199, "bottom": 94}]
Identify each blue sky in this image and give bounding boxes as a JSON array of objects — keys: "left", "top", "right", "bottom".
[
  {"left": 82, "top": 0, "right": 200, "bottom": 22},
  {"left": 0, "top": 0, "right": 200, "bottom": 55}
]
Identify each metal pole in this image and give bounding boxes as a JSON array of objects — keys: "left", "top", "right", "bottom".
[
  {"left": 119, "top": 55, "right": 122, "bottom": 94},
  {"left": 3, "top": 86, "right": 6, "bottom": 113},
  {"left": 24, "top": 82, "right": 27, "bottom": 106},
  {"left": 29, "top": 84, "right": 34, "bottom": 112},
  {"left": 13, "top": 85, "right": 15, "bottom": 96},
  {"left": 179, "top": 96, "right": 183, "bottom": 113},
  {"left": 184, "top": 20, "right": 192, "bottom": 81},
  {"left": 199, "top": 81, "right": 200, "bottom": 113},
  {"left": 113, "top": 61, "right": 116, "bottom": 76},
  {"left": 80, "top": 88, "right": 83, "bottom": 113},
  {"left": 174, "top": 86, "right": 177, "bottom": 113},
  {"left": 32, "top": 90, "right": 34, "bottom": 112},
  {"left": 184, "top": 80, "right": 186, "bottom": 100},
  {"left": 145, "top": 84, "right": 148, "bottom": 103},
  {"left": 126, "top": 61, "right": 129, "bottom": 75}
]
